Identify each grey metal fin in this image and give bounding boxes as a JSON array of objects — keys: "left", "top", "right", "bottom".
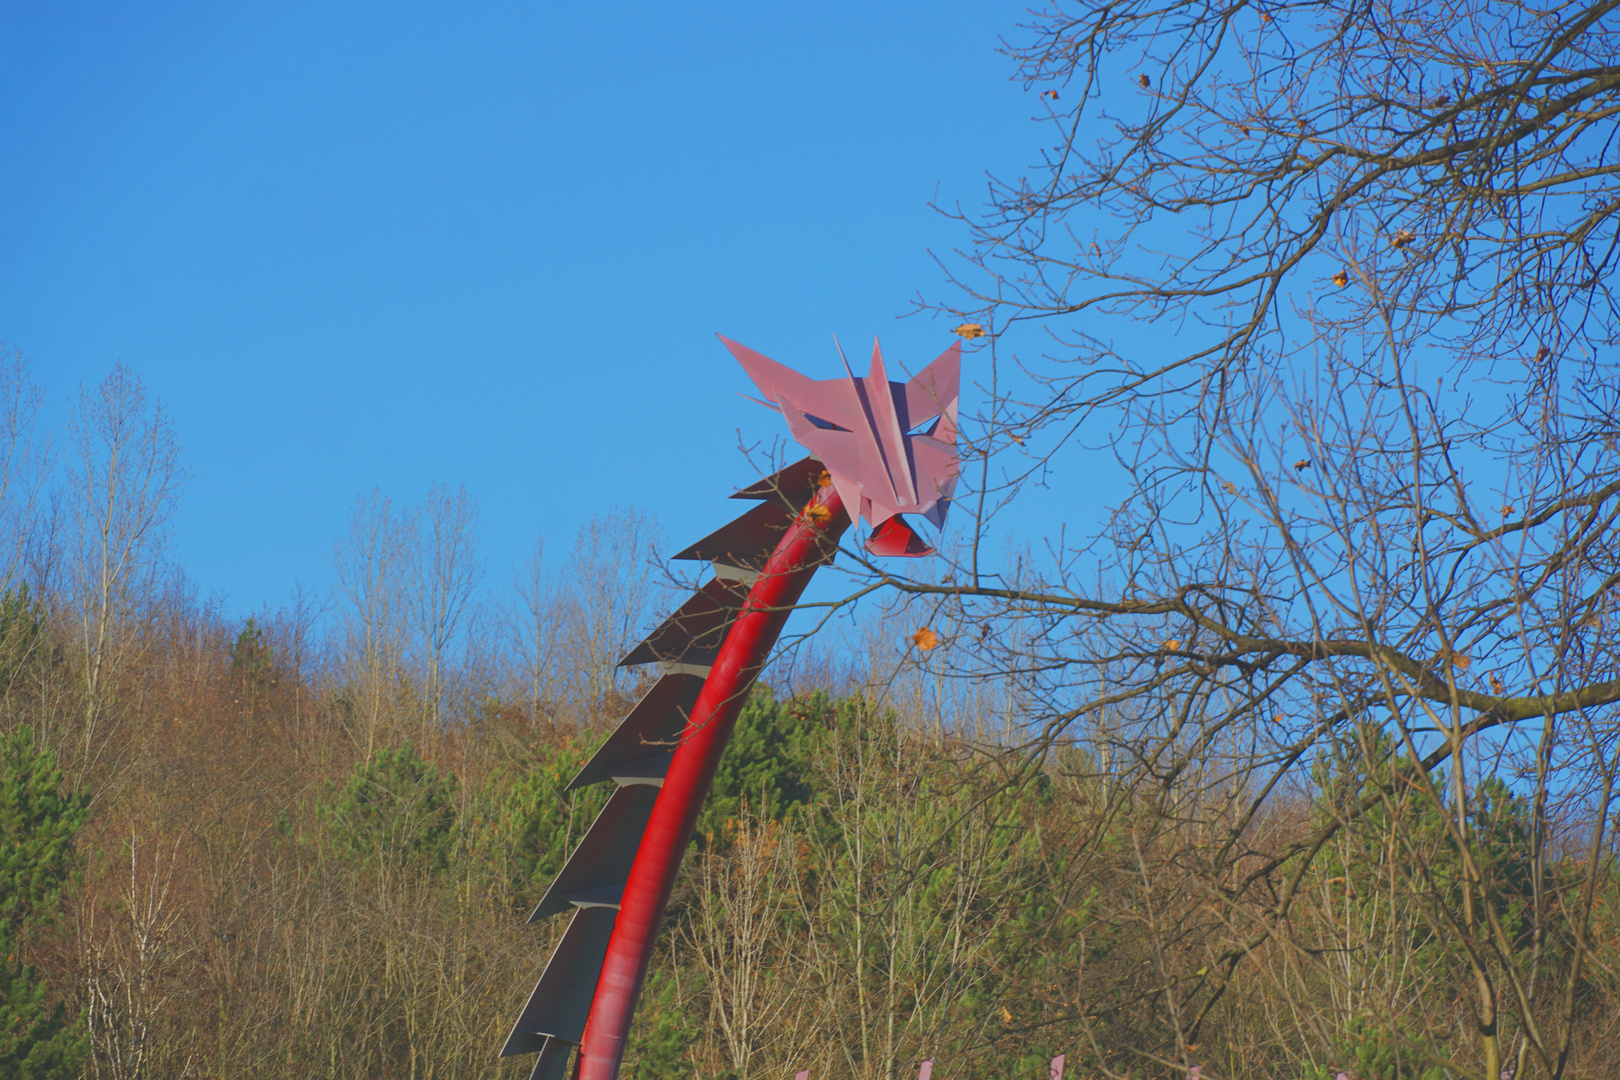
[
  {"left": 672, "top": 499, "right": 797, "bottom": 573},
  {"left": 567, "top": 673, "right": 702, "bottom": 791},
  {"left": 528, "top": 1039, "right": 575, "bottom": 1080},
  {"left": 561, "top": 885, "right": 623, "bottom": 908},
  {"left": 501, "top": 905, "right": 617, "bottom": 1055},
  {"left": 618, "top": 577, "right": 750, "bottom": 669},
  {"left": 529, "top": 784, "right": 660, "bottom": 922},
  {"left": 729, "top": 455, "right": 822, "bottom": 507}
]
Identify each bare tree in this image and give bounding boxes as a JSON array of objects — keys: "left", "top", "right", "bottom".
[
  {"left": 410, "top": 482, "right": 485, "bottom": 732},
  {"left": 832, "top": 2, "right": 1620, "bottom": 1076},
  {"left": 0, "top": 345, "right": 49, "bottom": 592},
  {"left": 506, "top": 535, "right": 563, "bottom": 728},
  {"left": 264, "top": 581, "right": 330, "bottom": 750},
  {"left": 62, "top": 366, "right": 185, "bottom": 770},
  {"left": 333, "top": 489, "right": 414, "bottom": 756},
  {"left": 83, "top": 832, "right": 188, "bottom": 1080},
  {"left": 556, "top": 508, "right": 665, "bottom": 722},
  {"left": 686, "top": 813, "right": 813, "bottom": 1080}
]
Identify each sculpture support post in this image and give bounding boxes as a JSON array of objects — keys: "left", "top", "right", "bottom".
[{"left": 577, "top": 485, "right": 848, "bottom": 1080}]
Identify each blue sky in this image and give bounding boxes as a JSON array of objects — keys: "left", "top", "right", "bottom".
[{"left": 0, "top": 0, "right": 1060, "bottom": 615}]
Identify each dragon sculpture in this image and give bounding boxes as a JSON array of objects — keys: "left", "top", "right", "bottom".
[{"left": 501, "top": 335, "right": 961, "bottom": 1080}]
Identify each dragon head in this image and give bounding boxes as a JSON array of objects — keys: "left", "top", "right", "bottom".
[{"left": 721, "top": 335, "right": 960, "bottom": 557}]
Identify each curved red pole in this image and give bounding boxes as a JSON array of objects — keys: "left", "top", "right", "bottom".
[{"left": 577, "top": 486, "right": 848, "bottom": 1080}]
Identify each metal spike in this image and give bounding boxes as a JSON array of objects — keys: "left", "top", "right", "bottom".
[
  {"left": 618, "top": 577, "right": 751, "bottom": 669},
  {"left": 673, "top": 500, "right": 797, "bottom": 572},
  {"left": 567, "top": 674, "right": 703, "bottom": 791},
  {"left": 529, "top": 785, "right": 660, "bottom": 922},
  {"left": 728, "top": 455, "right": 823, "bottom": 507},
  {"left": 501, "top": 906, "right": 618, "bottom": 1054}
]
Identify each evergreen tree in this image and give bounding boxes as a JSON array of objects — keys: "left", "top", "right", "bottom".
[
  {"left": 497, "top": 739, "right": 609, "bottom": 893},
  {"left": 0, "top": 725, "right": 90, "bottom": 1079},
  {"left": 229, "top": 616, "right": 276, "bottom": 691},
  {"left": 697, "top": 686, "right": 825, "bottom": 846},
  {"left": 322, "top": 744, "right": 459, "bottom": 872}
]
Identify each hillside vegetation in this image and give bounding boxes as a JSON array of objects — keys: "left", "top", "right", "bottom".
[{"left": 0, "top": 361, "right": 1615, "bottom": 1079}]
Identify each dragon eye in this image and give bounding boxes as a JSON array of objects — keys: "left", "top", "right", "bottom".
[
  {"left": 804, "top": 414, "right": 850, "bottom": 432},
  {"left": 906, "top": 416, "right": 941, "bottom": 438}
]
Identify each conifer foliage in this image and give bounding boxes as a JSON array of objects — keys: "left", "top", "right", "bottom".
[
  {"left": 322, "top": 744, "right": 460, "bottom": 873},
  {"left": 0, "top": 726, "right": 89, "bottom": 1079}
]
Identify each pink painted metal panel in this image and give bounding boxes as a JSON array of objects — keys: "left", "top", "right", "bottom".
[{"left": 719, "top": 335, "right": 960, "bottom": 555}]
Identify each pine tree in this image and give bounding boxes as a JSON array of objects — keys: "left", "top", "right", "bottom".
[
  {"left": 322, "top": 743, "right": 459, "bottom": 872},
  {"left": 0, "top": 725, "right": 90, "bottom": 1079}
]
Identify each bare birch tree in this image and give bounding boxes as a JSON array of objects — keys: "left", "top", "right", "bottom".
[
  {"left": 557, "top": 508, "right": 665, "bottom": 722},
  {"left": 0, "top": 345, "right": 49, "bottom": 592},
  {"left": 507, "top": 536, "right": 563, "bottom": 728},
  {"left": 333, "top": 489, "right": 413, "bottom": 756},
  {"left": 410, "top": 482, "right": 485, "bottom": 732},
  {"left": 84, "top": 833, "right": 188, "bottom": 1080},
  {"left": 63, "top": 366, "right": 184, "bottom": 770},
  {"left": 686, "top": 814, "right": 814, "bottom": 1080}
]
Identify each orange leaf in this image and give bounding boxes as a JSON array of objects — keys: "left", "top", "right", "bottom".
[
  {"left": 910, "top": 627, "right": 941, "bottom": 651},
  {"left": 954, "top": 323, "right": 986, "bottom": 339},
  {"left": 1138, "top": 73, "right": 1151, "bottom": 88},
  {"left": 1331, "top": 269, "right": 1349, "bottom": 287},
  {"left": 805, "top": 504, "right": 832, "bottom": 525},
  {"left": 1162, "top": 639, "right": 1182, "bottom": 652},
  {"left": 817, "top": 470, "right": 833, "bottom": 488}
]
